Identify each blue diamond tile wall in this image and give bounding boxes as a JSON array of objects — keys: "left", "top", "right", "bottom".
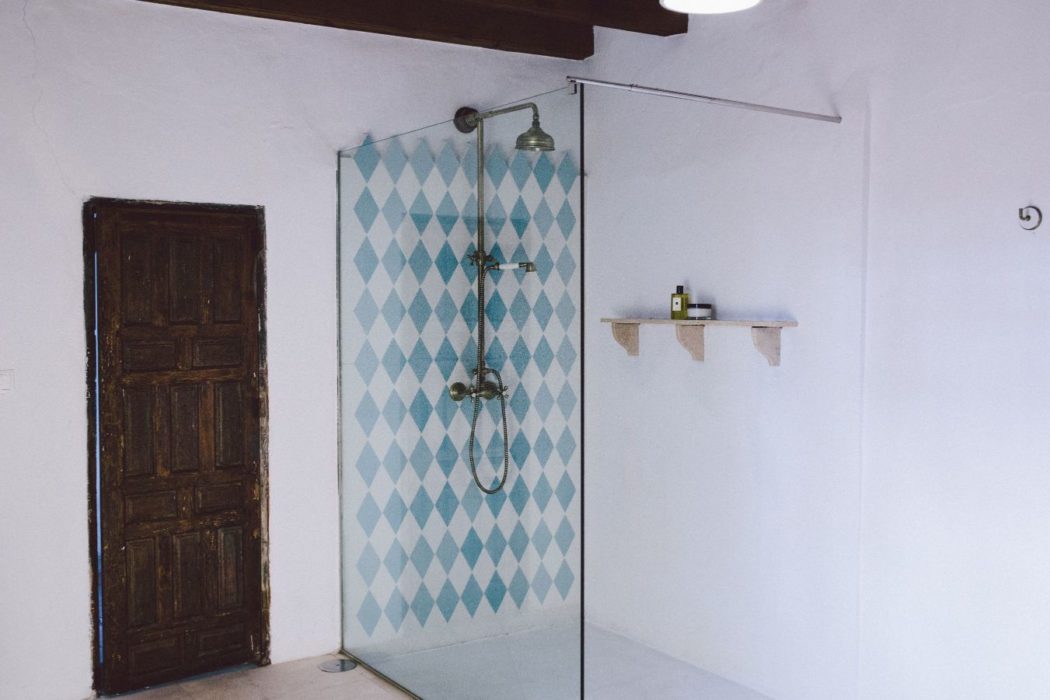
[{"left": 340, "top": 133, "right": 581, "bottom": 648}]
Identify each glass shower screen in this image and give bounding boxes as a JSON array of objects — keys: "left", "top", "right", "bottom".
[{"left": 337, "top": 87, "right": 582, "bottom": 699}]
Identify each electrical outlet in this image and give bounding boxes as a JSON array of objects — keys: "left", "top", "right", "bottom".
[{"left": 0, "top": 370, "right": 14, "bottom": 392}]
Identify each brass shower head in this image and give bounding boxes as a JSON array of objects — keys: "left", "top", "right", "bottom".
[{"left": 515, "top": 116, "right": 555, "bottom": 152}]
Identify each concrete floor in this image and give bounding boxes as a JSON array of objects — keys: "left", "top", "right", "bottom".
[
  {"left": 124, "top": 655, "right": 408, "bottom": 700},
  {"left": 122, "top": 625, "right": 768, "bottom": 699}
]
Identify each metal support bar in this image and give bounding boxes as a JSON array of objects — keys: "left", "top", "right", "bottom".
[{"left": 566, "top": 76, "right": 841, "bottom": 124}]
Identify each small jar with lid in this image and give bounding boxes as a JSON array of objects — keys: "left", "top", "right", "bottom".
[{"left": 687, "top": 303, "right": 714, "bottom": 320}]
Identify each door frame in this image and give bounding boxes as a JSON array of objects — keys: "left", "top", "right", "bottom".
[{"left": 83, "top": 197, "right": 271, "bottom": 693}]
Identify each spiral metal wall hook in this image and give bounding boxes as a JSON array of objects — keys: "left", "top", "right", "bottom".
[{"left": 1020, "top": 206, "right": 1042, "bottom": 231}]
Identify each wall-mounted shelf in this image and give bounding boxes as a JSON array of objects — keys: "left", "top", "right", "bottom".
[{"left": 600, "top": 318, "right": 798, "bottom": 366}]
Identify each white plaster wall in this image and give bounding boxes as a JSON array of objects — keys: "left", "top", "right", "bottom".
[
  {"left": 860, "top": 2, "right": 1050, "bottom": 697},
  {"left": 584, "top": 6, "right": 867, "bottom": 698},
  {"left": 0, "top": 2, "right": 571, "bottom": 698},
  {"left": 587, "top": 0, "right": 1050, "bottom": 698}
]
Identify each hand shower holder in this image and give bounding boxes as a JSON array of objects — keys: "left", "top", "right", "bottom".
[{"left": 490, "top": 261, "right": 536, "bottom": 272}]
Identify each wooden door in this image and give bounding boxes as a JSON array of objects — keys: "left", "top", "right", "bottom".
[{"left": 87, "top": 199, "right": 267, "bottom": 695}]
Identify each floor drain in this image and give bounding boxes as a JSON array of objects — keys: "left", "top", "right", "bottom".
[{"left": 319, "top": 658, "right": 358, "bottom": 673}]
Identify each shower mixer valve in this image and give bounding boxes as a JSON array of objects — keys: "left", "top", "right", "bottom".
[
  {"left": 448, "top": 380, "right": 508, "bottom": 402},
  {"left": 466, "top": 250, "right": 495, "bottom": 266},
  {"left": 465, "top": 251, "right": 535, "bottom": 273}
]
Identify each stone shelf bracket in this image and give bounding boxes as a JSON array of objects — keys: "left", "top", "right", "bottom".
[
  {"left": 750, "top": 326, "right": 784, "bottom": 367},
  {"left": 609, "top": 321, "right": 640, "bottom": 356},
  {"left": 601, "top": 318, "right": 798, "bottom": 366},
  {"left": 675, "top": 324, "right": 705, "bottom": 361}
]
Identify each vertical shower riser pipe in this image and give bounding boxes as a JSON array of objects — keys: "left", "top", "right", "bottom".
[
  {"left": 475, "top": 118, "right": 486, "bottom": 377},
  {"left": 466, "top": 116, "right": 509, "bottom": 494}
]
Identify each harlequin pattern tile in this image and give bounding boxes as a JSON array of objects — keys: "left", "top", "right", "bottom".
[{"left": 340, "top": 133, "right": 580, "bottom": 646}]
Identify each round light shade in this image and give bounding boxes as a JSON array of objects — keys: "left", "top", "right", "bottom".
[{"left": 660, "top": 0, "right": 762, "bottom": 13}]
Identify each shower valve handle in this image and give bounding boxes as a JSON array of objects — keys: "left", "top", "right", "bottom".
[
  {"left": 448, "top": 380, "right": 508, "bottom": 401},
  {"left": 466, "top": 251, "right": 497, "bottom": 267}
]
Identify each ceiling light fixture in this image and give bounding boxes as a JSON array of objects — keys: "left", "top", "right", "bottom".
[{"left": 660, "top": 0, "right": 762, "bottom": 14}]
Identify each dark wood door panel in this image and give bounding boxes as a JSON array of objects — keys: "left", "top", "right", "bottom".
[
  {"left": 88, "top": 199, "right": 266, "bottom": 695},
  {"left": 115, "top": 217, "right": 250, "bottom": 329}
]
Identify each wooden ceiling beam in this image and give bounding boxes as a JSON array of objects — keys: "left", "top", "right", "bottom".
[
  {"left": 456, "top": 0, "right": 687, "bottom": 37},
  {"left": 140, "top": 0, "right": 596, "bottom": 59}
]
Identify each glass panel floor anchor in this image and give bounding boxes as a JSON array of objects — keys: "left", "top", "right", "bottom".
[{"left": 319, "top": 657, "right": 358, "bottom": 673}]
